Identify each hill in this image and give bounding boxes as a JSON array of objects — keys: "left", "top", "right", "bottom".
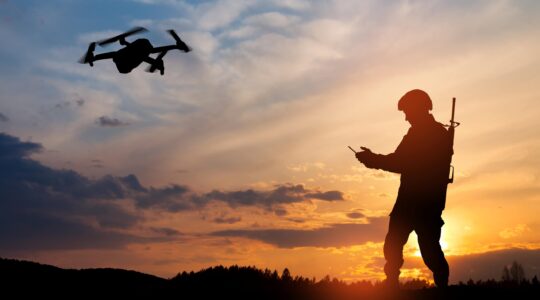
[{"left": 1, "top": 257, "right": 538, "bottom": 299}]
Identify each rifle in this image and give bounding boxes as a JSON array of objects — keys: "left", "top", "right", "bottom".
[{"left": 447, "top": 97, "right": 460, "bottom": 183}]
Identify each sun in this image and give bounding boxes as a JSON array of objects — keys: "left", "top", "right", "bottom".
[
  {"left": 440, "top": 239, "right": 449, "bottom": 251},
  {"left": 413, "top": 238, "right": 449, "bottom": 257}
]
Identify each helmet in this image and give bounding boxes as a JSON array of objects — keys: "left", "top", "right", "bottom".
[{"left": 398, "top": 89, "right": 432, "bottom": 112}]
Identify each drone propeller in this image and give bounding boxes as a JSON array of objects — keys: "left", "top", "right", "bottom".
[
  {"left": 78, "top": 42, "right": 96, "bottom": 66},
  {"left": 167, "top": 30, "right": 191, "bottom": 52},
  {"left": 98, "top": 27, "right": 148, "bottom": 46}
]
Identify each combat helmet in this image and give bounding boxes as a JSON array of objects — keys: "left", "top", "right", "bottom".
[{"left": 398, "top": 89, "right": 433, "bottom": 112}]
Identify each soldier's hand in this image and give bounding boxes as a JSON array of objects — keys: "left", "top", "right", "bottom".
[
  {"left": 356, "top": 147, "right": 375, "bottom": 167},
  {"left": 355, "top": 150, "right": 368, "bottom": 162},
  {"left": 360, "top": 146, "right": 373, "bottom": 154}
]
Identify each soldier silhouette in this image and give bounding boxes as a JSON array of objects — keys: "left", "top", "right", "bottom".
[{"left": 355, "top": 89, "right": 451, "bottom": 288}]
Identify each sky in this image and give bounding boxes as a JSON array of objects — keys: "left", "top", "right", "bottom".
[{"left": 1, "top": 0, "right": 539, "bottom": 284}]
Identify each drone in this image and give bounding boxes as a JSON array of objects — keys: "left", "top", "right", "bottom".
[{"left": 79, "top": 27, "right": 191, "bottom": 75}]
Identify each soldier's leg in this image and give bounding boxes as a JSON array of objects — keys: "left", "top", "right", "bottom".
[
  {"left": 383, "top": 216, "right": 413, "bottom": 287},
  {"left": 416, "top": 217, "right": 449, "bottom": 287}
]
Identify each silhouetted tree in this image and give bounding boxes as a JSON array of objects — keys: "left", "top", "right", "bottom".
[
  {"left": 510, "top": 261, "right": 526, "bottom": 283},
  {"left": 502, "top": 261, "right": 526, "bottom": 283},
  {"left": 281, "top": 268, "right": 292, "bottom": 282},
  {"left": 320, "top": 275, "right": 331, "bottom": 283},
  {"left": 271, "top": 270, "right": 279, "bottom": 280},
  {"left": 401, "top": 278, "right": 431, "bottom": 289},
  {"left": 502, "top": 265, "right": 511, "bottom": 282}
]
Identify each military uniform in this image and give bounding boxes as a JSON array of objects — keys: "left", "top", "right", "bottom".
[{"left": 362, "top": 114, "right": 451, "bottom": 287}]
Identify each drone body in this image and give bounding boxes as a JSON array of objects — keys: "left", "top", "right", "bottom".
[
  {"left": 113, "top": 39, "right": 153, "bottom": 73},
  {"left": 80, "top": 27, "right": 191, "bottom": 75}
]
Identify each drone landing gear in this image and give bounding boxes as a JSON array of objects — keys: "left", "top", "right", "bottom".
[{"left": 145, "top": 52, "right": 166, "bottom": 75}]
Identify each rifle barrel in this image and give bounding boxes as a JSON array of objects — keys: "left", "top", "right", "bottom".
[{"left": 451, "top": 97, "right": 456, "bottom": 123}]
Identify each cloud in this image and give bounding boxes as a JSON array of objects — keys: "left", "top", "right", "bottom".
[
  {"left": 270, "top": 0, "right": 310, "bottom": 11},
  {"left": 0, "top": 213, "right": 148, "bottom": 251},
  {"left": 54, "top": 101, "right": 71, "bottom": 109},
  {"left": 346, "top": 211, "right": 365, "bottom": 219},
  {"left": 53, "top": 98, "right": 85, "bottom": 109},
  {"left": 196, "top": 0, "right": 255, "bottom": 31},
  {"left": 134, "top": 184, "right": 193, "bottom": 212},
  {"left": 135, "top": 184, "right": 343, "bottom": 215},
  {"left": 212, "top": 217, "right": 387, "bottom": 248},
  {"left": 0, "top": 133, "right": 172, "bottom": 250},
  {"left": 287, "top": 162, "right": 326, "bottom": 172},
  {"left": 499, "top": 224, "right": 531, "bottom": 239},
  {"left": 150, "top": 227, "right": 182, "bottom": 236},
  {"left": 366, "top": 170, "right": 397, "bottom": 180},
  {"left": 243, "top": 12, "right": 301, "bottom": 29},
  {"left": 96, "top": 116, "right": 130, "bottom": 127},
  {"left": 201, "top": 184, "right": 343, "bottom": 210},
  {"left": 0, "top": 133, "right": 347, "bottom": 251},
  {"left": 0, "top": 112, "right": 9, "bottom": 122},
  {"left": 305, "top": 190, "right": 343, "bottom": 201},
  {"left": 0, "top": 133, "right": 42, "bottom": 158},
  {"left": 133, "top": 183, "right": 343, "bottom": 213},
  {"left": 274, "top": 207, "right": 288, "bottom": 216},
  {"left": 91, "top": 159, "right": 104, "bottom": 168},
  {"left": 213, "top": 216, "right": 242, "bottom": 224}
]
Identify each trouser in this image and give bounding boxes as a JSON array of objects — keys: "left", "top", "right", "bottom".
[{"left": 383, "top": 214, "right": 449, "bottom": 287}]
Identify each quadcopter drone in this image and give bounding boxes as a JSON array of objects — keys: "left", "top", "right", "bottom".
[{"left": 79, "top": 27, "right": 191, "bottom": 75}]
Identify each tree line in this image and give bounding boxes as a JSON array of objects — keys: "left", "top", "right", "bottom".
[{"left": 1, "top": 258, "right": 538, "bottom": 299}]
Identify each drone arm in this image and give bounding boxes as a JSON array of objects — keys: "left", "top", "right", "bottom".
[
  {"left": 151, "top": 45, "right": 178, "bottom": 53},
  {"left": 167, "top": 30, "right": 191, "bottom": 52},
  {"left": 143, "top": 56, "right": 157, "bottom": 65},
  {"left": 92, "top": 52, "right": 116, "bottom": 61},
  {"left": 80, "top": 49, "right": 115, "bottom": 66},
  {"left": 119, "top": 38, "right": 130, "bottom": 46}
]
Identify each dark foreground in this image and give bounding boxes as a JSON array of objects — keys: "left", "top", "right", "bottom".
[{"left": 1, "top": 258, "right": 538, "bottom": 299}]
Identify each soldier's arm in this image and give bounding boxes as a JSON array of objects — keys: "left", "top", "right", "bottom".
[
  {"left": 358, "top": 132, "right": 409, "bottom": 173},
  {"left": 365, "top": 153, "right": 403, "bottom": 173}
]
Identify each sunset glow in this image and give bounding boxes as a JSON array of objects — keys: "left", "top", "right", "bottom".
[{"left": 1, "top": 0, "right": 539, "bottom": 284}]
